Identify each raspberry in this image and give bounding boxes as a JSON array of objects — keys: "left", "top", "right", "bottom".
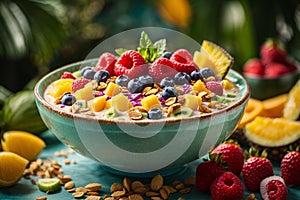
[
  {"left": 71, "top": 78, "right": 90, "bottom": 93},
  {"left": 114, "top": 50, "right": 148, "bottom": 79},
  {"left": 95, "top": 52, "right": 117, "bottom": 76},
  {"left": 243, "top": 58, "right": 265, "bottom": 76},
  {"left": 61, "top": 72, "right": 76, "bottom": 79},
  {"left": 170, "top": 49, "right": 198, "bottom": 74},
  {"left": 210, "top": 172, "right": 244, "bottom": 200},
  {"left": 260, "top": 176, "right": 288, "bottom": 200},
  {"left": 149, "top": 58, "right": 178, "bottom": 82},
  {"left": 205, "top": 81, "right": 223, "bottom": 96},
  {"left": 264, "top": 62, "right": 290, "bottom": 78}
]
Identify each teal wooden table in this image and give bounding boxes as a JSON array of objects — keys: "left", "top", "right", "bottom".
[{"left": 0, "top": 131, "right": 299, "bottom": 200}]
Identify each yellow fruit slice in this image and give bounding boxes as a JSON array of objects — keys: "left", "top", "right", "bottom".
[
  {"left": 0, "top": 152, "right": 29, "bottom": 187},
  {"left": 283, "top": 79, "right": 300, "bottom": 120},
  {"left": 1, "top": 131, "right": 46, "bottom": 161},
  {"left": 200, "top": 40, "right": 234, "bottom": 80},
  {"left": 46, "top": 78, "right": 73, "bottom": 98},
  {"left": 260, "top": 94, "right": 288, "bottom": 118},
  {"left": 238, "top": 98, "right": 263, "bottom": 128},
  {"left": 245, "top": 116, "right": 300, "bottom": 147}
]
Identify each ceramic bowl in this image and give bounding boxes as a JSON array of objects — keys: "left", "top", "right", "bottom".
[
  {"left": 34, "top": 59, "right": 250, "bottom": 176},
  {"left": 244, "top": 67, "right": 300, "bottom": 100}
]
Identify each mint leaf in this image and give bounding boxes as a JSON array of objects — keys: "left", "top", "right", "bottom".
[
  {"left": 115, "top": 48, "right": 128, "bottom": 56},
  {"left": 139, "top": 31, "right": 153, "bottom": 48},
  {"left": 153, "top": 39, "right": 166, "bottom": 56}
]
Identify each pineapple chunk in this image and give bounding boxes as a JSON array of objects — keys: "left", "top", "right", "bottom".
[
  {"left": 183, "top": 94, "right": 198, "bottom": 110},
  {"left": 74, "top": 83, "right": 94, "bottom": 101},
  {"left": 111, "top": 93, "right": 132, "bottom": 112},
  {"left": 141, "top": 95, "right": 161, "bottom": 111}
]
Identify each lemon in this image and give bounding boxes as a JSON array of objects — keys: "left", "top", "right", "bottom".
[
  {"left": 0, "top": 152, "right": 29, "bottom": 187},
  {"left": 245, "top": 116, "right": 300, "bottom": 147},
  {"left": 283, "top": 79, "right": 300, "bottom": 120},
  {"left": 1, "top": 130, "right": 46, "bottom": 161},
  {"left": 194, "top": 40, "right": 234, "bottom": 80}
]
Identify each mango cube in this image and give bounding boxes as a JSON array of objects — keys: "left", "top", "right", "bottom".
[
  {"left": 92, "top": 96, "right": 107, "bottom": 112},
  {"left": 141, "top": 95, "right": 161, "bottom": 111},
  {"left": 46, "top": 78, "right": 73, "bottom": 98},
  {"left": 192, "top": 80, "right": 210, "bottom": 94},
  {"left": 105, "top": 82, "right": 121, "bottom": 97}
]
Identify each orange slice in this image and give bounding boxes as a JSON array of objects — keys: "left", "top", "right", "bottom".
[
  {"left": 1, "top": 130, "right": 46, "bottom": 161},
  {"left": 0, "top": 152, "right": 29, "bottom": 187},
  {"left": 283, "top": 79, "right": 300, "bottom": 120},
  {"left": 260, "top": 94, "right": 288, "bottom": 118},
  {"left": 238, "top": 98, "right": 263, "bottom": 128}
]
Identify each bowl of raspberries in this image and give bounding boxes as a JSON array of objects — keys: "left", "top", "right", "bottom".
[
  {"left": 35, "top": 28, "right": 250, "bottom": 176},
  {"left": 243, "top": 38, "right": 300, "bottom": 100}
]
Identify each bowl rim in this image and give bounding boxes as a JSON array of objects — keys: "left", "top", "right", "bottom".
[{"left": 34, "top": 59, "right": 251, "bottom": 125}]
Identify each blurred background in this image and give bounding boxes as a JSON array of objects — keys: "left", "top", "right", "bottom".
[{"left": 1, "top": 0, "right": 300, "bottom": 93}]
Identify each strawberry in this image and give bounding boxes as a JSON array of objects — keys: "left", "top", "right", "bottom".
[
  {"left": 61, "top": 71, "right": 76, "bottom": 79},
  {"left": 260, "top": 176, "right": 288, "bottom": 200},
  {"left": 212, "top": 141, "right": 244, "bottom": 176},
  {"left": 280, "top": 151, "right": 300, "bottom": 186},
  {"left": 264, "top": 62, "right": 290, "bottom": 78},
  {"left": 114, "top": 50, "right": 148, "bottom": 79},
  {"left": 210, "top": 172, "right": 244, "bottom": 200},
  {"left": 71, "top": 78, "right": 90, "bottom": 92},
  {"left": 95, "top": 52, "right": 117, "bottom": 76},
  {"left": 205, "top": 81, "right": 223, "bottom": 96},
  {"left": 170, "top": 49, "right": 198, "bottom": 74},
  {"left": 196, "top": 154, "right": 226, "bottom": 193},
  {"left": 243, "top": 58, "right": 265, "bottom": 76},
  {"left": 260, "top": 39, "right": 287, "bottom": 64},
  {"left": 149, "top": 58, "right": 178, "bottom": 81},
  {"left": 242, "top": 152, "right": 274, "bottom": 191}
]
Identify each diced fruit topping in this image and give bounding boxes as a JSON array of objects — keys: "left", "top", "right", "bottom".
[
  {"left": 111, "top": 93, "right": 132, "bottom": 112},
  {"left": 105, "top": 82, "right": 121, "bottom": 97},
  {"left": 141, "top": 95, "right": 161, "bottom": 111},
  {"left": 244, "top": 116, "right": 300, "bottom": 147},
  {"left": 0, "top": 152, "right": 29, "bottom": 187},
  {"left": 46, "top": 78, "right": 74, "bottom": 98},
  {"left": 174, "top": 72, "right": 191, "bottom": 85},
  {"left": 260, "top": 176, "right": 288, "bottom": 200},
  {"left": 91, "top": 96, "right": 107, "bottom": 112},
  {"left": 61, "top": 93, "right": 76, "bottom": 106},
  {"left": 114, "top": 50, "right": 148, "bottom": 79},
  {"left": 61, "top": 71, "right": 76, "bottom": 79},
  {"left": 73, "top": 83, "right": 94, "bottom": 101},
  {"left": 71, "top": 78, "right": 90, "bottom": 93},
  {"left": 149, "top": 58, "right": 177, "bottom": 81},
  {"left": 280, "top": 151, "right": 300, "bottom": 186},
  {"left": 170, "top": 49, "right": 198, "bottom": 74},
  {"left": 162, "top": 86, "right": 178, "bottom": 100},
  {"left": 183, "top": 94, "right": 198, "bottom": 110},
  {"left": 201, "top": 40, "right": 234, "bottom": 80},
  {"left": 210, "top": 172, "right": 244, "bottom": 200},
  {"left": 212, "top": 141, "right": 244, "bottom": 176},
  {"left": 95, "top": 52, "right": 117, "bottom": 75},
  {"left": 148, "top": 108, "right": 163, "bottom": 120},
  {"left": 94, "top": 70, "right": 110, "bottom": 83},
  {"left": 171, "top": 107, "right": 193, "bottom": 118},
  {"left": 192, "top": 80, "right": 210, "bottom": 94},
  {"left": 205, "top": 81, "right": 223, "bottom": 96},
  {"left": 1, "top": 130, "right": 46, "bottom": 161}
]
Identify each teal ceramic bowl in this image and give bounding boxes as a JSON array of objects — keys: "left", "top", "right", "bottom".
[
  {"left": 244, "top": 68, "right": 300, "bottom": 100},
  {"left": 34, "top": 59, "right": 250, "bottom": 176}
]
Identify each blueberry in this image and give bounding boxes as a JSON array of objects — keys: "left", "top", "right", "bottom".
[
  {"left": 161, "top": 52, "right": 173, "bottom": 59},
  {"left": 83, "top": 69, "right": 96, "bottom": 80},
  {"left": 160, "top": 77, "right": 174, "bottom": 88},
  {"left": 61, "top": 93, "right": 76, "bottom": 106},
  {"left": 127, "top": 78, "right": 143, "bottom": 93},
  {"left": 139, "top": 75, "right": 154, "bottom": 88},
  {"left": 94, "top": 70, "right": 110, "bottom": 83},
  {"left": 162, "top": 86, "right": 178, "bottom": 100},
  {"left": 148, "top": 108, "right": 163, "bottom": 120},
  {"left": 191, "top": 70, "right": 203, "bottom": 81},
  {"left": 200, "top": 67, "right": 216, "bottom": 79},
  {"left": 174, "top": 72, "right": 191, "bottom": 85},
  {"left": 115, "top": 75, "right": 130, "bottom": 87},
  {"left": 80, "top": 66, "right": 93, "bottom": 76}
]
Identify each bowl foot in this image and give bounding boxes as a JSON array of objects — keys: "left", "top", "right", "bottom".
[{"left": 100, "top": 165, "right": 187, "bottom": 178}]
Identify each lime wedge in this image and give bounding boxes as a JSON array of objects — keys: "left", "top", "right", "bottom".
[{"left": 37, "top": 178, "right": 61, "bottom": 193}]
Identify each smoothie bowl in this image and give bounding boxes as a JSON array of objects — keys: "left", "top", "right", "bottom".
[{"left": 34, "top": 28, "right": 250, "bottom": 176}]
